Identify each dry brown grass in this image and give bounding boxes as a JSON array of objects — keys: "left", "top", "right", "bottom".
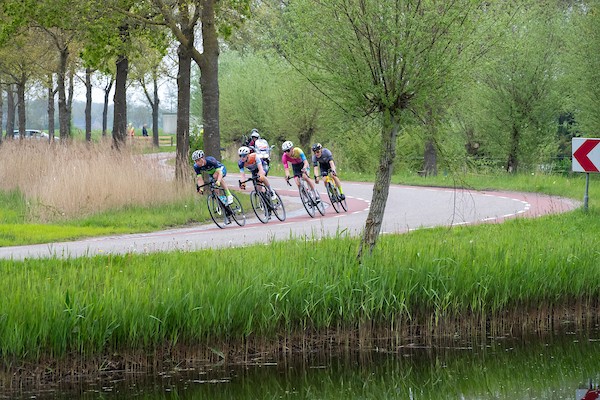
[{"left": 0, "top": 140, "right": 185, "bottom": 222}]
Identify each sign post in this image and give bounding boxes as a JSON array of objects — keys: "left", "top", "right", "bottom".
[{"left": 572, "top": 138, "right": 600, "bottom": 211}]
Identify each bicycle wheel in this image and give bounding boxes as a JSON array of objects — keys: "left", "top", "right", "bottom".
[
  {"left": 326, "top": 182, "right": 341, "bottom": 213},
  {"left": 228, "top": 193, "right": 246, "bottom": 226},
  {"left": 299, "top": 185, "right": 315, "bottom": 218},
  {"left": 250, "top": 190, "right": 270, "bottom": 223},
  {"left": 207, "top": 194, "right": 229, "bottom": 228},
  {"left": 270, "top": 190, "right": 286, "bottom": 221},
  {"left": 313, "top": 190, "right": 326, "bottom": 216},
  {"left": 339, "top": 193, "right": 348, "bottom": 212}
]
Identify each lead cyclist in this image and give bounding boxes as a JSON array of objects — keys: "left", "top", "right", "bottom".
[{"left": 311, "top": 143, "right": 345, "bottom": 200}]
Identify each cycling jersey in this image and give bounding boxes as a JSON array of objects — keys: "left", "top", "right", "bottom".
[
  {"left": 281, "top": 147, "right": 307, "bottom": 167},
  {"left": 312, "top": 148, "right": 333, "bottom": 169},
  {"left": 239, "top": 153, "right": 268, "bottom": 176},
  {"left": 194, "top": 156, "right": 227, "bottom": 176}
]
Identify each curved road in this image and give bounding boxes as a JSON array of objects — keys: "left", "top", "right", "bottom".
[{"left": 0, "top": 166, "right": 579, "bottom": 260}]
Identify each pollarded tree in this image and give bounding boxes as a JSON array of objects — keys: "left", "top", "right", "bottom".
[
  {"left": 467, "top": 1, "right": 566, "bottom": 173},
  {"left": 217, "top": 51, "right": 336, "bottom": 150},
  {"left": 568, "top": 0, "right": 600, "bottom": 137},
  {"left": 280, "top": 0, "right": 493, "bottom": 259}
]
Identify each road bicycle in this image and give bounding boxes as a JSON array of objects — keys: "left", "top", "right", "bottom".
[
  {"left": 199, "top": 177, "right": 246, "bottom": 229},
  {"left": 322, "top": 171, "right": 347, "bottom": 213},
  {"left": 239, "top": 176, "right": 286, "bottom": 223},
  {"left": 286, "top": 171, "right": 325, "bottom": 217}
]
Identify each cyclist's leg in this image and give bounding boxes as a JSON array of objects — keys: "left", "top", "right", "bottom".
[
  {"left": 332, "top": 174, "right": 344, "bottom": 196},
  {"left": 303, "top": 170, "right": 316, "bottom": 191},
  {"left": 215, "top": 166, "right": 233, "bottom": 203},
  {"left": 303, "top": 172, "right": 320, "bottom": 203},
  {"left": 323, "top": 163, "right": 344, "bottom": 198},
  {"left": 292, "top": 163, "right": 303, "bottom": 188}
]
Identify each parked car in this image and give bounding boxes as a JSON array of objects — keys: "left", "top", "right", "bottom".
[{"left": 12, "top": 129, "right": 59, "bottom": 141}]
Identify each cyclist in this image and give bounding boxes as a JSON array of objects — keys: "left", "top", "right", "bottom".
[
  {"left": 311, "top": 143, "right": 345, "bottom": 200},
  {"left": 281, "top": 140, "right": 317, "bottom": 195},
  {"left": 191, "top": 149, "right": 234, "bottom": 205},
  {"left": 243, "top": 128, "right": 261, "bottom": 151},
  {"left": 237, "top": 146, "right": 277, "bottom": 201}
]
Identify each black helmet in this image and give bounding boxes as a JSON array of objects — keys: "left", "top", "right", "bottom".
[{"left": 311, "top": 143, "right": 322, "bottom": 152}]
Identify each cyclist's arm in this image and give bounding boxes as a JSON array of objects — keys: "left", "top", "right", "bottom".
[
  {"left": 329, "top": 160, "right": 337, "bottom": 175},
  {"left": 298, "top": 151, "right": 311, "bottom": 173},
  {"left": 196, "top": 174, "right": 205, "bottom": 192},
  {"left": 282, "top": 154, "right": 290, "bottom": 178},
  {"left": 303, "top": 160, "right": 311, "bottom": 173},
  {"left": 257, "top": 160, "right": 266, "bottom": 177}
]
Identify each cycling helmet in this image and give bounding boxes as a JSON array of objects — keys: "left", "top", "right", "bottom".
[
  {"left": 191, "top": 149, "right": 204, "bottom": 161},
  {"left": 250, "top": 129, "right": 260, "bottom": 139},
  {"left": 312, "top": 143, "right": 322, "bottom": 152},
  {"left": 282, "top": 140, "right": 294, "bottom": 151},
  {"left": 238, "top": 146, "right": 251, "bottom": 156}
]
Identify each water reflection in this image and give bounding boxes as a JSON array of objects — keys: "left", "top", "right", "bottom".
[{"left": 7, "top": 332, "right": 600, "bottom": 399}]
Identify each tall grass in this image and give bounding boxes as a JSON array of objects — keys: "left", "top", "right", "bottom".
[{"left": 0, "top": 140, "right": 186, "bottom": 222}]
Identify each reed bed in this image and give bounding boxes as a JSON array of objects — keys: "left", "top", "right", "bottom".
[
  {"left": 1, "top": 208, "right": 600, "bottom": 376},
  {"left": 0, "top": 140, "right": 185, "bottom": 222}
]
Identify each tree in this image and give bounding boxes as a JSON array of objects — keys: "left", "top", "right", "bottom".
[
  {"left": 149, "top": 0, "right": 251, "bottom": 181},
  {"left": 568, "top": 1, "right": 600, "bottom": 137},
  {"left": 0, "top": 29, "right": 52, "bottom": 138},
  {"left": 280, "top": 0, "right": 490, "bottom": 259},
  {"left": 464, "top": 1, "right": 566, "bottom": 173},
  {"left": 130, "top": 40, "right": 169, "bottom": 147},
  {"left": 216, "top": 51, "right": 337, "bottom": 150}
]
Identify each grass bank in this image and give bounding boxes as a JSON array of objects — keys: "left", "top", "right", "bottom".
[{"left": 2, "top": 206, "right": 600, "bottom": 378}]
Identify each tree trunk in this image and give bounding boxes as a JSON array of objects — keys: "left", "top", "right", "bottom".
[
  {"left": 102, "top": 78, "right": 113, "bottom": 137},
  {"left": 0, "top": 84, "right": 4, "bottom": 141},
  {"left": 298, "top": 126, "right": 314, "bottom": 154},
  {"left": 506, "top": 124, "right": 519, "bottom": 173},
  {"left": 197, "top": 0, "right": 221, "bottom": 159},
  {"left": 422, "top": 139, "right": 438, "bottom": 176},
  {"left": 175, "top": 41, "right": 192, "bottom": 182},
  {"left": 16, "top": 76, "right": 26, "bottom": 137},
  {"left": 85, "top": 68, "right": 92, "bottom": 142},
  {"left": 152, "top": 74, "right": 160, "bottom": 147},
  {"left": 67, "top": 70, "right": 74, "bottom": 136},
  {"left": 6, "top": 84, "right": 15, "bottom": 138},
  {"left": 112, "top": 54, "right": 128, "bottom": 148},
  {"left": 47, "top": 74, "right": 56, "bottom": 141},
  {"left": 57, "top": 47, "right": 69, "bottom": 140},
  {"left": 358, "top": 109, "right": 399, "bottom": 260}
]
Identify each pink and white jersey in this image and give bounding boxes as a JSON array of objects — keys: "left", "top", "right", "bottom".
[{"left": 281, "top": 148, "right": 307, "bottom": 170}]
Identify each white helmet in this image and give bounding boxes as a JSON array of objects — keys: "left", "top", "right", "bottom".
[
  {"left": 282, "top": 140, "right": 293, "bottom": 151},
  {"left": 250, "top": 129, "right": 260, "bottom": 139},
  {"left": 238, "top": 146, "right": 251, "bottom": 156},
  {"left": 191, "top": 149, "right": 204, "bottom": 161}
]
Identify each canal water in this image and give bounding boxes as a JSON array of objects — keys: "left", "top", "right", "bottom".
[{"left": 7, "top": 330, "right": 600, "bottom": 399}]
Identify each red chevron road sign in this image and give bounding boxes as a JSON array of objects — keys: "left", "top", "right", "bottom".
[{"left": 573, "top": 138, "right": 600, "bottom": 173}]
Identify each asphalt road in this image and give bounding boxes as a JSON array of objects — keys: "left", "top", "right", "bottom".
[{"left": 0, "top": 170, "right": 578, "bottom": 260}]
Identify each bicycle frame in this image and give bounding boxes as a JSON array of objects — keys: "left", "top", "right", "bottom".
[
  {"left": 199, "top": 178, "right": 246, "bottom": 228},
  {"left": 239, "top": 176, "right": 286, "bottom": 223},
  {"left": 323, "top": 171, "right": 347, "bottom": 212},
  {"left": 289, "top": 170, "right": 324, "bottom": 217}
]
